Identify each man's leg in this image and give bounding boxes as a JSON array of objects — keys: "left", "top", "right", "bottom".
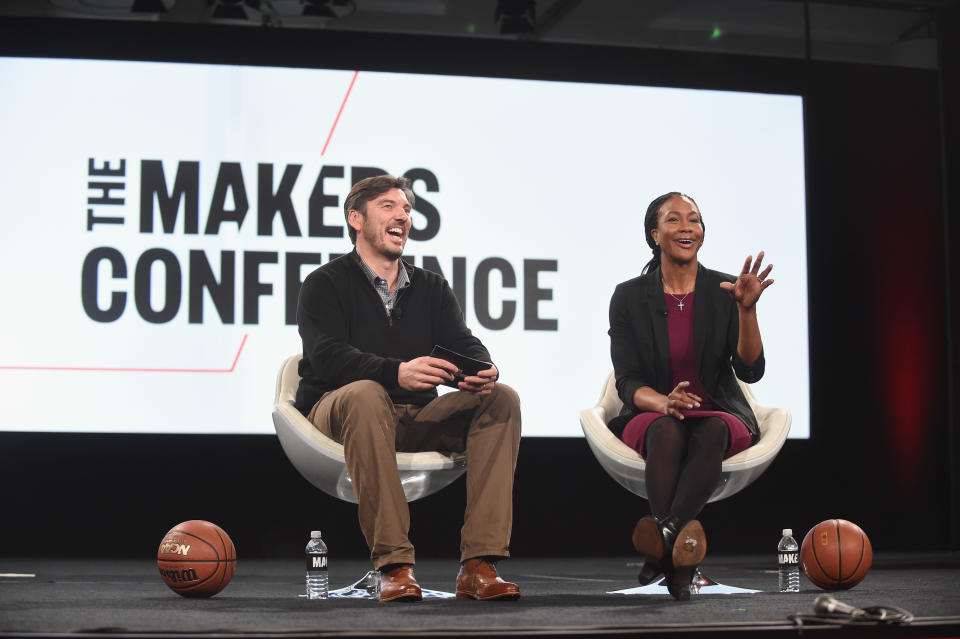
[
  {"left": 402, "top": 384, "right": 522, "bottom": 562},
  {"left": 307, "top": 380, "right": 414, "bottom": 569}
]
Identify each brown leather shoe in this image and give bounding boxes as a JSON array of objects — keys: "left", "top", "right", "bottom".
[
  {"left": 668, "top": 520, "right": 707, "bottom": 602},
  {"left": 379, "top": 564, "right": 422, "bottom": 602},
  {"left": 456, "top": 558, "right": 520, "bottom": 601},
  {"left": 671, "top": 520, "right": 706, "bottom": 569},
  {"left": 632, "top": 516, "right": 667, "bottom": 585},
  {"left": 632, "top": 516, "right": 664, "bottom": 559}
]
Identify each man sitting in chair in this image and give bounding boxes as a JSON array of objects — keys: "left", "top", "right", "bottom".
[{"left": 294, "top": 174, "right": 522, "bottom": 603}]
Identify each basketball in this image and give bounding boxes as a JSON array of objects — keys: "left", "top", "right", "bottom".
[
  {"left": 800, "top": 519, "right": 872, "bottom": 590},
  {"left": 157, "top": 520, "right": 237, "bottom": 597}
]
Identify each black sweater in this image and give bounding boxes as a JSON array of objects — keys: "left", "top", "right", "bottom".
[{"left": 295, "top": 251, "right": 492, "bottom": 414}]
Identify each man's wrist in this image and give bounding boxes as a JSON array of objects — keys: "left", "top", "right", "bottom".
[{"left": 384, "top": 358, "right": 403, "bottom": 389}]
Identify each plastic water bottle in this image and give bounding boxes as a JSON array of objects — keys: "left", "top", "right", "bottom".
[
  {"left": 778, "top": 528, "right": 800, "bottom": 592},
  {"left": 305, "top": 530, "right": 329, "bottom": 599}
]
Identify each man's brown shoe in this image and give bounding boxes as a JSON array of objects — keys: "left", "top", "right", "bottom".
[
  {"left": 456, "top": 558, "right": 520, "bottom": 600},
  {"left": 379, "top": 564, "right": 422, "bottom": 602}
]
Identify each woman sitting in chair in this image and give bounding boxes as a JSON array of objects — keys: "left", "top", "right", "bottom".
[{"left": 607, "top": 192, "right": 773, "bottom": 600}]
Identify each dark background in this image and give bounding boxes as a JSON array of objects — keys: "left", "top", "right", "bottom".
[{"left": 0, "top": 11, "right": 957, "bottom": 560}]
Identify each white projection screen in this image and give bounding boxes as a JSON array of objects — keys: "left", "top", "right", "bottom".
[{"left": 0, "top": 57, "right": 809, "bottom": 437}]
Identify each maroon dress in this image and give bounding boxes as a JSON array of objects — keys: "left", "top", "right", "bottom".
[{"left": 620, "top": 292, "right": 754, "bottom": 459}]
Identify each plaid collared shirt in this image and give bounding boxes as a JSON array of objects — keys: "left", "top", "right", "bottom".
[{"left": 357, "top": 256, "right": 411, "bottom": 314}]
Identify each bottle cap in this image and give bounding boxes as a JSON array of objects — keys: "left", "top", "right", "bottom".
[
  {"left": 310, "top": 530, "right": 322, "bottom": 538},
  {"left": 782, "top": 528, "right": 792, "bottom": 536}
]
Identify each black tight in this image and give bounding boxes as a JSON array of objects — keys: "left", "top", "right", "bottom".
[{"left": 644, "top": 416, "right": 729, "bottom": 524}]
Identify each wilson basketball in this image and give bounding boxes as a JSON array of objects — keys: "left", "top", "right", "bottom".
[
  {"left": 157, "top": 520, "right": 237, "bottom": 597},
  {"left": 800, "top": 519, "right": 872, "bottom": 590}
]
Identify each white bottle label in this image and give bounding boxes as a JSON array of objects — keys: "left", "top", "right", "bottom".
[
  {"left": 779, "top": 552, "right": 798, "bottom": 566},
  {"left": 307, "top": 554, "right": 328, "bottom": 571}
]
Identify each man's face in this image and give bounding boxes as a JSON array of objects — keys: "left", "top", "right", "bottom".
[{"left": 350, "top": 187, "right": 412, "bottom": 260}]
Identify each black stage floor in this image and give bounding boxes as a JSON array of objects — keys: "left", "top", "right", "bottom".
[{"left": 1, "top": 555, "right": 959, "bottom": 638}]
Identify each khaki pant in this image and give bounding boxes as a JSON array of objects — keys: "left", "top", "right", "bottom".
[{"left": 307, "top": 380, "right": 521, "bottom": 569}]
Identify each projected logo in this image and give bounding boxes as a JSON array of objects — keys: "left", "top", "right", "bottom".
[{"left": 80, "top": 158, "right": 559, "bottom": 332}]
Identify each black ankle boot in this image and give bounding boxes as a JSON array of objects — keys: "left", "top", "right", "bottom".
[{"left": 659, "top": 515, "right": 682, "bottom": 553}]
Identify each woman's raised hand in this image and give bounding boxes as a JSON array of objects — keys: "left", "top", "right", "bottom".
[
  {"left": 663, "top": 381, "right": 702, "bottom": 420},
  {"left": 720, "top": 251, "right": 774, "bottom": 309}
]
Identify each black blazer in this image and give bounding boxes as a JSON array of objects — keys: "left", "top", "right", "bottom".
[{"left": 607, "top": 263, "right": 764, "bottom": 442}]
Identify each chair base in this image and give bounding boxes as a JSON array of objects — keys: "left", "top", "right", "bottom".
[
  {"left": 328, "top": 570, "right": 456, "bottom": 599},
  {"left": 608, "top": 570, "right": 760, "bottom": 596}
]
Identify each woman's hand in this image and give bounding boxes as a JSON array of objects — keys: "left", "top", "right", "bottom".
[
  {"left": 720, "top": 251, "right": 774, "bottom": 309},
  {"left": 662, "top": 381, "right": 702, "bottom": 420}
]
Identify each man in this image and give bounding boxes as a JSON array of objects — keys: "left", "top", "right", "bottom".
[{"left": 295, "top": 174, "right": 522, "bottom": 602}]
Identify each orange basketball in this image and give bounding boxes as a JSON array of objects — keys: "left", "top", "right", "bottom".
[
  {"left": 800, "top": 519, "right": 872, "bottom": 590},
  {"left": 157, "top": 520, "right": 236, "bottom": 597}
]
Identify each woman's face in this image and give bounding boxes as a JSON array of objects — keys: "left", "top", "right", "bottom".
[{"left": 651, "top": 195, "right": 703, "bottom": 265}]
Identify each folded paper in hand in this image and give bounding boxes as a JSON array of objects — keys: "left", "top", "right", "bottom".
[{"left": 429, "top": 345, "right": 492, "bottom": 388}]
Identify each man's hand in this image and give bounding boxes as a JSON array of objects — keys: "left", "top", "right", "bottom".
[
  {"left": 459, "top": 365, "right": 499, "bottom": 396},
  {"left": 398, "top": 356, "right": 458, "bottom": 391}
]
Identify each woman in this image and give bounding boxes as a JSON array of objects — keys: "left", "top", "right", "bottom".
[{"left": 607, "top": 192, "right": 773, "bottom": 600}]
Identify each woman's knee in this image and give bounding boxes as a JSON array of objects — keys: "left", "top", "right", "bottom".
[
  {"left": 689, "top": 417, "right": 729, "bottom": 453},
  {"left": 645, "top": 416, "right": 686, "bottom": 456}
]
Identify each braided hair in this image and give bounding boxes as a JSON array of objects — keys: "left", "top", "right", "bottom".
[{"left": 640, "top": 192, "right": 705, "bottom": 275}]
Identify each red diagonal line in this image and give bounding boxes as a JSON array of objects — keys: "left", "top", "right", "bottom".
[
  {"left": 227, "top": 333, "right": 248, "bottom": 371},
  {"left": 0, "top": 334, "right": 248, "bottom": 374},
  {"left": 321, "top": 70, "right": 359, "bottom": 156}
]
